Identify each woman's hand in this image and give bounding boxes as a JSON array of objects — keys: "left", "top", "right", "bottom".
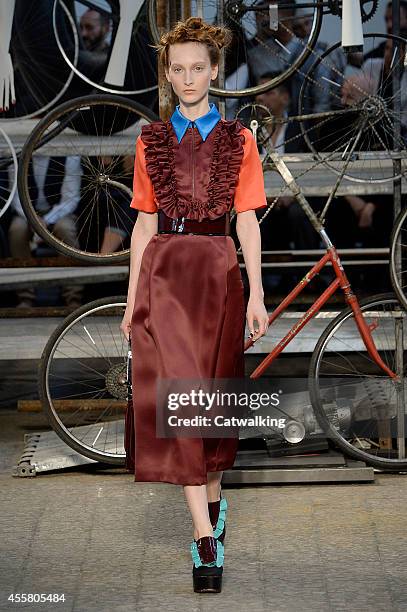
[
  {"left": 120, "top": 305, "right": 133, "bottom": 341},
  {"left": 246, "top": 294, "right": 269, "bottom": 342}
]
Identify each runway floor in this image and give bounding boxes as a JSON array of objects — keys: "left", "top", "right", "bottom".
[{"left": 1, "top": 407, "right": 407, "bottom": 612}]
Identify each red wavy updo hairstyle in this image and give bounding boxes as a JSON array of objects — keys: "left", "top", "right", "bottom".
[{"left": 152, "top": 16, "right": 233, "bottom": 68}]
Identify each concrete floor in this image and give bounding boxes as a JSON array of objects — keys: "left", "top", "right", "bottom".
[{"left": 1, "top": 407, "right": 407, "bottom": 612}]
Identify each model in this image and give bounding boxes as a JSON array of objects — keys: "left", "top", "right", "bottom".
[{"left": 120, "top": 16, "right": 269, "bottom": 594}]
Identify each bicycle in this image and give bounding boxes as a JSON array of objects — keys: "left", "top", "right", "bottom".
[{"left": 37, "top": 114, "right": 407, "bottom": 471}]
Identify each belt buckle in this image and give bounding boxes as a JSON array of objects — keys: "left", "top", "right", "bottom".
[{"left": 171, "top": 216, "right": 185, "bottom": 233}]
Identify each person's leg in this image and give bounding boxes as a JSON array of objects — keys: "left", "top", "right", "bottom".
[
  {"left": 183, "top": 484, "right": 213, "bottom": 541},
  {"left": 206, "top": 470, "right": 224, "bottom": 539},
  {"left": 100, "top": 227, "right": 126, "bottom": 254},
  {"left": 53, "top": 215, "right": 83, "bottom": 306},
  {"left": 207, "top": 470, "right": 222, "bottom": 502},
  {"left": 8, "top": 216, "right": 35, "bottom": 305}
]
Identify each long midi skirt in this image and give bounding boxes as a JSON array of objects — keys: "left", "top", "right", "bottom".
[{"left": 124, "top": 232, "right": 246, "bottom": 485}]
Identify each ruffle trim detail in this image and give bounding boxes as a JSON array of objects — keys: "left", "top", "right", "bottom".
[
  {"left": 213, "top": 497, "right": 227, "bottom": 539},
  {"left": 141, "top": 118, "right": 245, "bottom": 221}
]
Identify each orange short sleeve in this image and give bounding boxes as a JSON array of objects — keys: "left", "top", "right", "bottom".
[
  {"left": 130, "top": 135, "right": 158, "bottom": 213},
  {"left": 233, "top": 127, "right": 267, "bottom": 213}
]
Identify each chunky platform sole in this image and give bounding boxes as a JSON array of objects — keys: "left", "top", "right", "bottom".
[{"left": 193, "top": 567, "right": 223, "bottom": 593}]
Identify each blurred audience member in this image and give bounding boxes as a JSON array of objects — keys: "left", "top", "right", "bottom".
[
  {"left": 254, "top": 72, "right": 320, "bottom": 251},
  {"left": 78, "top": 8, "right": 111, "bottom": 79},
  {"left": 80, "top": 9, "right": 110, "bottom": 52},
  {"left": 247, "top": 0, "right": 331, "bottom": 115},
  {"left": 255, "top": 72, "right": 306, "bottom": 153},
  {"left": 365, "top": 0, "right": 407, "bottom": 60},
  {"left": 97, "top": 155, "right": 137, "bottom": 254},
  {"left": 7, "top": 156, "right": 83, "bottom": 308},
  {"left": 341, "top": 34, "right": 407, "bottom": 135}
]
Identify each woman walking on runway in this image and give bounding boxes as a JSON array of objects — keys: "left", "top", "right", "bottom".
[{"left": 120, "top": 16, "right": 269, "bottom": 593}]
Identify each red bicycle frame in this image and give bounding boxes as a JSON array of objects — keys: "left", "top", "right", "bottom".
[{"left": 245, "top": 244, "right": 398, "bottom": 381}]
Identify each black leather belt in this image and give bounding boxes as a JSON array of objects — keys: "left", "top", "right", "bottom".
[{"left": 157, "top": 209, "right": 230, "bottom": 236}]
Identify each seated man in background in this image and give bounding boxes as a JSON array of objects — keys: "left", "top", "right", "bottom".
[
  {"left": 341, "top": 33, "right": 407, "bottom": 136},
  {"left": 255, "top": 71, "right": 321, "bottom": 252},
  {"left": 8, "top": 155, "right": 83, "bottom": 309},
  {"left": 337, "top": 33, "right": 406, "bottom": 255},
  {"left": 255, "top": 71, "right": 306, "bottom": 154}
]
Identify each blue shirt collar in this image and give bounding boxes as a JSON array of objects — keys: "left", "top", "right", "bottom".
[{"left": 170, "top": 102, "right": 221, "bottom": 143}]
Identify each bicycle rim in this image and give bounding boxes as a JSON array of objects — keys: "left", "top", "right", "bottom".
[
  {"left": 390, "top": 208, "right": 407, "bottom": 311},
  {"left": 53, "top": 0, "right": 158, "bottom": 96},
  {"left": 299, "top": 33, "right": 407, "bottom": 184},
  {"left": 309, "top": 293, "right": 407, "bottom": 470},
  {"left": 38, "top": 296, "right": 128, "bottom": 464}
]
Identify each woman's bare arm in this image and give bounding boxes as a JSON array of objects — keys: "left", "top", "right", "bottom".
[
  {"left": 236, "top": 210, "right": 269, "bottom": 340},
  {"left": 120, "top": 211, "right": 158, "bottom": 339}
]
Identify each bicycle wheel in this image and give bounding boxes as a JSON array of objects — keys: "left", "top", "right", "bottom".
[
  {"left": 17, "top": 94, "right": 159, "bottom": 263},
  {"left": 53, "top": 0, "right": 158, "bottom": 96},
  {"left": 147, "top": 0, "right": 322, "bottom": 98},
  {"left": 38, "top": 296, "right": 128, "bottom": 464},
  {"left": 390, "top": 207, "right": 407, "bottom": 310},
  {"left": 0, "top": 0, "right": 78, "bottom": 121},
  {"left": 298, "top": 33, "right": 407, "bottom": 183},
  {"left": 309, "top": 293, "right": 407, "bottom": 470}
]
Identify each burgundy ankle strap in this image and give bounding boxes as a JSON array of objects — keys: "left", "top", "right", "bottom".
[{"left": 196, "top": 536, "right": 217, "bottom": 564}]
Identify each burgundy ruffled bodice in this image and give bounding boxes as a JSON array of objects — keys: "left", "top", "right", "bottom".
[{"left": 140, "top": 118, "right": 246, "bottom": 221}]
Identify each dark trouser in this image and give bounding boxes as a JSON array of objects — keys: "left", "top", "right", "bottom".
[{"left": 8, "top": 214, "right": 83, "bottom": 304}]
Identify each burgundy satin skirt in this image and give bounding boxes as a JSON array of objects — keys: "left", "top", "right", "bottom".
[{"left": 124, "top": 232, "right": 245, "bottom": 485}]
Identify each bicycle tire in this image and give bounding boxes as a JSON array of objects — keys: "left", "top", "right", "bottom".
[
  {"left": 309, "top": 292, "right": 407, "bottom": 470},
  {"left": 0, "top": 128, "right": 18, "bottom": 218},
  {"left": 38, "top": 295, "right": 128, "bottom": 464},
  {"left": 390, "top": 207, "right": 407, "bottom": 311},
  {"left": 17, "top": 93, "right": 159, "bottom": 263}
]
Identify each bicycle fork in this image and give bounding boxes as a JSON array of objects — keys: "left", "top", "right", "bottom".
[{"left": 328, "top": 240, "right": 399, "bottom": 381}]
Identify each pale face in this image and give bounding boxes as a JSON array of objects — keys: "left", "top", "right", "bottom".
[{"left": 165, "top": 41, "right": 218, "bottom": 106}]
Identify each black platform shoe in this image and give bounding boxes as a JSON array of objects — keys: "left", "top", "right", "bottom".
[
  {"left": 191, "top": 535, "right": 224, "bottom": 593},
  {"left": 208, "top": 495, "right": 227, "bottom": 544}
]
